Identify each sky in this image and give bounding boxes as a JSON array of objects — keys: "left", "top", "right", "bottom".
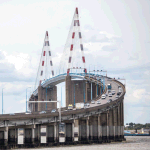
[{"left": 0, "top": 0, "right": 150, "bottom": 124}]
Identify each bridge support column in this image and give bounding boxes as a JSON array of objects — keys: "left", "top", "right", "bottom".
[
  {"left": 118, "top": 103, "right": 121, "bottom": 139},
  {"left": 109, "top": 110, "right": 114, "bottom": 141},
  {"left": 85, "top": 82, "right": 91, "bottom": 102},
  {"left": 107, "top": 112, "right": 109, "bottom": 142},
  {"left": 86, "top": 117, "right": 89, "bottom": 142},
  {"left": 74, "top": 120, "right": 79, "bottom": 142},
  {"left": 121, "top": 100, "right": 124, "bottom": 140},
  {"left": 37, "top": 125, "right": 40, "bottom": 143},
  {"left": 32, "top": 125, "right": 35, "bottom": 144},
  {"left": 15, "top": 128, "right": 17, "bottom": 145},
  {"left": 96, "top": 84, "right": 98, "bottom": 97},
  {"left": 114, "top": 107, "right": 118, "bottom": 140},
  {"left": 72, "top": 120, "right": 74, "bottom": 142},
  {"left": 4, "top": 126, "right": 8, "bottom": 147},
  {"left": 89, "top": 117, "right": 93, "bottom": 141},
  {"left": 98, "top": 114, "right": 102, "bottom": 142},
  {"left": 91, "top": 82, "right": 92, "bottom": 100},
  {"left": 54, "top": 123, "right": 57, "bottom": 143}
]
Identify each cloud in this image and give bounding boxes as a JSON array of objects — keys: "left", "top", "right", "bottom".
[
  {"left": 133, "top": 89, "right": 146, "bottom": 99},
  {"left": 102, "top": 45, "right": 118, "bottom": 51}
]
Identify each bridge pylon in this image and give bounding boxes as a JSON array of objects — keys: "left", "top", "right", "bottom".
[
  {"left": 59, "top": 7, "right": 87, "bottom": 75},
  {"left": 35, "top": 31, "right": 54, "bottom": 89}
]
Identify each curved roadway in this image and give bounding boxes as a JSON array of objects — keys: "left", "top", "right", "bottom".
[{"left": 0, "top": 73, "right": 126, "bottom": 123}]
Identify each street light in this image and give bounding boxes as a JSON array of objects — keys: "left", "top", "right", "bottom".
[
  {"left": 26, "top": 87, "right": 31, "bottom": 112},
  {"left": 2, "top": 88, "right": 4, "bottom": 114}
]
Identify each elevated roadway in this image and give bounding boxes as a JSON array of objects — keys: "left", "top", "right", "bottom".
[{"left": 0, "top": 73, "right": 126, "bottom": 149}]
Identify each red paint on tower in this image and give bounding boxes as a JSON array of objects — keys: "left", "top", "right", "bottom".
[
  {"left": 70, "top": 44, "right": 73, "bottom": 51},
  {"left": 67, "top": 69, "right": 70, "bottom": 76},
  {"left": 42, "top": 61, "right": 44, "bottom": 66},
  {"left": 76, "top": 7, "right": 78, "bottom": 14},
  {"left": 72, "top": 32, "right": 75, "bottom": 38},
  {"left": 43, "top": 51, "right": 46, "bottom": 56},
  {"left": 82, "top": 56, "right": 85, "bottom": 63},
  {"left": 46, "top": 31, "right": 48, "bottom": 36}
]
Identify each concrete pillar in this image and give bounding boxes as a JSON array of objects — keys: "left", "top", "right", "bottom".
[
  {"left": 121, "top": 100, "right": 124, "bottom": 139},
  {"left": 98, "top": 114, "right": 102, "bottom": 141},
  {"left": 109, "top": 110, "right": 114, "bottom": 141},
  {"left": 122, "top": 99, "right": 124, "bottom": 139},
  {"left": 56, "top": 123, "right": 59, "bottom": 143},
  {"left": 91, "top": 82, "right": 92, "bottom": 100},
  {"left": 38, "top": 125, "right": 40, "bottom": 143},
  {"left": 96, "top": 84, "right": 98, "bottom": 97},
  {"left": 54, "top": 123, "right": 57, "bottom": 143},
  {"left": 113, "top": 107, "right": 117, "bottom": 140},
  {"left": 38, "top": 85, "right": 43, "bottom": 111},
  {"left": 101, "top": 113, "right": 107, "bottom": 141},
  {"left": 92, "top": 83, "right": 96, "bottom": 99},
  {"left": 32, "top": 127, "right": 35, "bottom": 144},
  {"left": 107, "top": 112, "right": 109, "bottom": 140},
  {"left": 74, "top": 120, "right": 79, "bottom": 142},
  {"left": 32, "top": 120, "right": 35, "bottom": 144},
  {"left": 89, "top": 118, "right": 93, "bottom": 140},
  {"left": 15, "top": 128, "right": 17, "bottom": 144},
  {"left": 99, "top": 85, "right": 101, "bottom": 95},
  {"left": 86, "top": 117, "right": 89, "bottom": 141},
  {"left": 4, "top": 126, "right": 8, "bottom": 146},
  {"left": 85, "top": 82, "right": 91, "bottom": 102},
  {"left": 72, "top": 120, "right": 74, "bottom": 142},
  {"left": 79, "top": 120, "right": 87, "bottom": 141},
  {"left": 118, "top": 104, "right": 121, "bottom": 138}
]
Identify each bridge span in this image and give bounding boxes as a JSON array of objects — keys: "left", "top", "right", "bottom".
[{"left": 0, "top": 73, "right": 126, "bottom": 149}]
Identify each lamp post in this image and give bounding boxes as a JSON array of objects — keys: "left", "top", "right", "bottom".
[
  {"left": 26, "top": 87, "right": 31, "bottom": 112},
  {"left": 2, "top": 88, "right": 4, "bottom": 114}
]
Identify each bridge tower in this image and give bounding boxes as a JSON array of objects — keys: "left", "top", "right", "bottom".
[
  {"left": 66, "top": 7, "right": 87, "bottom": 75},
  {"left": 30, "top": 31, "right": 57, "bottom": 112},
  {"left": 65, "top": 8, "right": 92, "bottom": 107}
]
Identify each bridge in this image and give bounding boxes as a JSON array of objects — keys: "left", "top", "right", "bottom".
[{"left": 0, "top": 7, "right": 126, "bottom": 149}]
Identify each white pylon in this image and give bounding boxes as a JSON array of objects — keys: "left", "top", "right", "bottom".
[
  {"left": 67, "top": 7, "right": 87, "bottom": 75},
  {"left": 59, "top": 8, "right": 87, "bottom": 75},
  {"left": 35, "top": 31, "right": 54, "bottom": 88}
]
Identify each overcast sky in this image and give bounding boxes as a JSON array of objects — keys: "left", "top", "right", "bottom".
[{"left": 0, "top": 0, "right": 150, "bottom": 124}]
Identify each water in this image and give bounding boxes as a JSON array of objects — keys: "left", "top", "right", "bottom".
[{"left": 14, "top": 136, "right": 150, "bottom": 150}]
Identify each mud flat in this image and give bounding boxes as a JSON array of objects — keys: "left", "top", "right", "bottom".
[{"left": 14, "top": 136, "right": 150, "bottom": 150}]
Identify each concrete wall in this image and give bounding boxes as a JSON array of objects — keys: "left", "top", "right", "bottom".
[
  {"left": 37, "top": 85, "right": 57, "bottom": 111},
  {"left": 65, "top": 76, "right": 86, "bottom": 106},
  {"left": 66, "top": 76, "right": 102, "bottom": 106}
]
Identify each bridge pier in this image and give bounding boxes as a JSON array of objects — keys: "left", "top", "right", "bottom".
[
  {"left": 114, "top": 107, "right": 118, "bottom": 141},
  {"left": 47, "top": 125, "right": 54, "bottom": 143},
  {"left": 86, "top": 117, "right": 89, "bottom": 142},
  {"left": 85, "top": 82, "right": 91, "bottom": 102},
  {"left": 4, "top": 127, "right": 8, "bottom": 147},
  {"left": 79, "top": 119, "right": 87, "bottom": 142},
  {"left": 108, "top": 110, "right": 114, "bottom": 141},
  {"left": 98, "top": 114, "right": 102, "bottom": 142},
  {"left": 74, "top": 120, "right": 79, "bottom": 142},
  {"left": 92, "top": 116, "right": 98, "bottom": 141},
  {"left": 8, "top": 128, "right": 15, "bottom": 144},
  {"left": 101, "top": 113, "right": 107, "bottom": 142},
  {"left": 118, "top": 103, "right": 121, "bottom": 140},
  {"left": 66, "top": 123, "right": 72, "bottom": 142}
]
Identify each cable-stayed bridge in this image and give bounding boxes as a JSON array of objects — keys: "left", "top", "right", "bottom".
[{"left": 0, "top": 8, "right": 126, "bottom": 149}]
